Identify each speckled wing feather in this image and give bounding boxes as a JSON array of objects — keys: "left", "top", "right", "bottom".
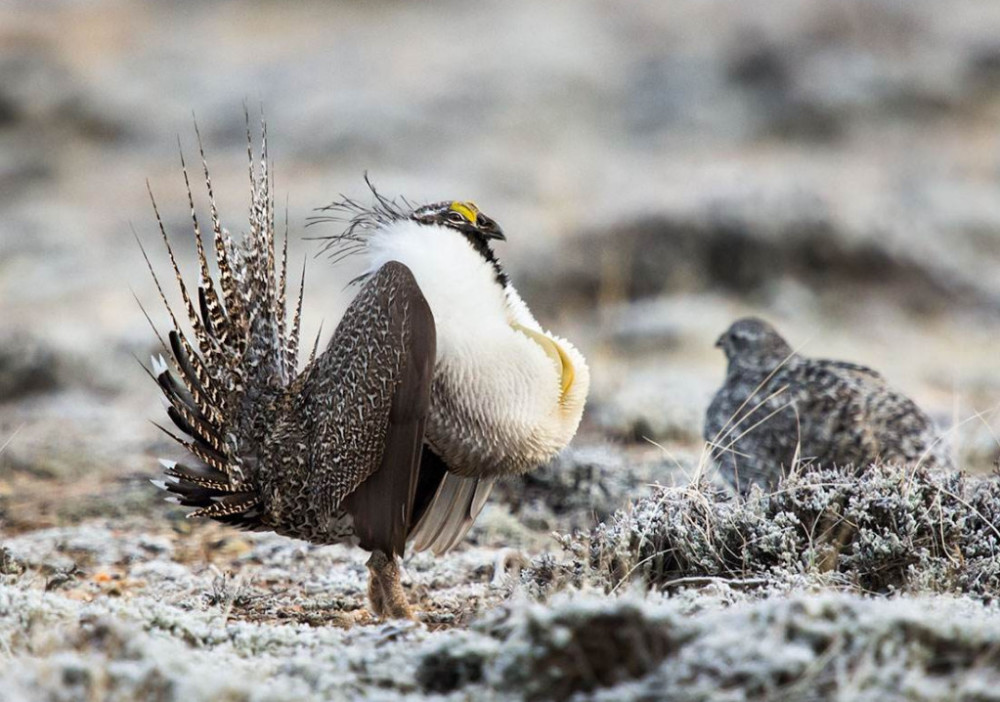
[
  {"left": 254, "top": 261, "right": 436, "bottom": 547},
  {"left": 341, "top": 262, "right": 436, "bottom": 556},
  {"left": 706, "top": 355, "right": 951, "bottom": 493},
  {"left": 801, "top": 359, "right": 950, "bottom": 470},
  {"left": 785, "top": 360, "right": 883, "bottom": 471}
]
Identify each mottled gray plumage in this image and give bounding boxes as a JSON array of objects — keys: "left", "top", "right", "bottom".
[{"left": 704, "top": 317, "right": 952, "bottom": 493}]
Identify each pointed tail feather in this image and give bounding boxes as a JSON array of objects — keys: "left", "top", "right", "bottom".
[{"left": 143, "top": 120, "right": 303, "bottom": 530}]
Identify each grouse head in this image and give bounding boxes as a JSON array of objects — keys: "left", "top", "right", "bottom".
[
  {"left": 412, "top": 201, "right": 504, "bottom": 242},
  {"left": 410, "top": 200, "right": 508, "bottom": 285},
  {"left": 311, "top": 182, "right": 510, "bottom": 286},
  {"left": 715, "top": 317, "right": 795, "bottom": 374}
]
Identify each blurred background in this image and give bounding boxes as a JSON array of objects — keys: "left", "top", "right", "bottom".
[{"left": 3, "top": 0, "right": 1000, "bottom": 531}]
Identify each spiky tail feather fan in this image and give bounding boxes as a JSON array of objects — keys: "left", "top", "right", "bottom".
[{"left": 141, "top": 119, "right": 304, "bottom": 529}]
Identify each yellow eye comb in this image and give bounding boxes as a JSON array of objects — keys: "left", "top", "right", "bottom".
[{"left": 449, "top": 201, "right": 480, "bottom": 224}]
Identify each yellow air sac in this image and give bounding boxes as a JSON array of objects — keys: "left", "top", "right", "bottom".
[{"left": 512, "top": 324, "right": 575, "bottom": 399}]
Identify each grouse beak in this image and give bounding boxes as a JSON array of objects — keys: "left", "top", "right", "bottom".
[
  {"left": 484, "top": 225, "right": 505, "bottom": 242},
  {"left": 714, "top": 334, "right": 725, "bottom": 349}
]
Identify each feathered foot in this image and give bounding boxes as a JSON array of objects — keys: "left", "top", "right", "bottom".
[{"left": 366, "top": 550, "right": 414, "bottom": 620}]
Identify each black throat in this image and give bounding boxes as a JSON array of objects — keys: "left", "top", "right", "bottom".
[{"left": 462, "top": 232, "right": 509, "bottom": 287}]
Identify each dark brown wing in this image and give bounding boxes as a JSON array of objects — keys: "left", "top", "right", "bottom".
[{"left": 342, "top": 261, "right": 436, "bottom": 556}]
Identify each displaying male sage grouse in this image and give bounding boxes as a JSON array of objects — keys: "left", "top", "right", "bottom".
[
  {"left": 142, "top": 126, "right": 589, "bottom": 619},
  {"left": 704, "top": 317, "right": 951, "bottom": 494}
]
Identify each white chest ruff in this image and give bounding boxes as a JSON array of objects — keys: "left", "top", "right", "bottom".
[{"left": 363, "top": 220, "right": 589, "bottom": 477}]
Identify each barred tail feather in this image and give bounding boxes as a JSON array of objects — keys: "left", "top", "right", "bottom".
[
  {"left": 180, "top": 143, "right": 231, "bottom": 358},
  {"left": 135, "top": 234, "right": 222, "bottom": 424},
  {"left": 195, "top": 122, "right": 249, "bottom": 359},
  {"left": 144, "top": 119, "right": 300, "bottom": 531},
  {"left": 288, "top": 258, "right": 306, "bottom": 371}
]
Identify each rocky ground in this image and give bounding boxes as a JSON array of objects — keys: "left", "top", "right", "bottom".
[{"left": 3, "top": 1, "right": 1000, "bottom": 700}]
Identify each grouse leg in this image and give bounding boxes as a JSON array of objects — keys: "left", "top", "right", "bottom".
[{"left": 366, "top": 550, "right": 414, "bottom": 620}]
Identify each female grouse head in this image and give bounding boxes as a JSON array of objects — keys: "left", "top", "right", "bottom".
[{"left": 715, "top": 317, "right": 795, "bottom": 375}]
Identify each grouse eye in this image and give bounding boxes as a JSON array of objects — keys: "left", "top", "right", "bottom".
[{"left": 448, "top": 211, "right": 466, "bottom": 224}]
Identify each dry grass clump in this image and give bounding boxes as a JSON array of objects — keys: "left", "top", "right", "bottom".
[{"left": 539, "top": 465, "right": 1000, "bottom": 598}]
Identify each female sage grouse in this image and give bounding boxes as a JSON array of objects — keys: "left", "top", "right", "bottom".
[
  {"left": 143, "top": 125, "right": 589, "bottom": 619},
  {"left": 704, "top": 317, "right": 952, "bottom": 494}
]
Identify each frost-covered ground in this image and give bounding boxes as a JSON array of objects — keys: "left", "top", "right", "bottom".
[
  {"left": 4, "top": 461, "right": 1000, "bottom": 700},
  {"left": 4, "top": 1, "right": 1000, "bottom": 699}
]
